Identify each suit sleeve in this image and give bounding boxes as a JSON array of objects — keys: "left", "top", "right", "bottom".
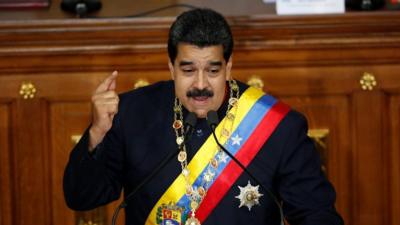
[
  {"left": 277, "top": 112, "right": 344, "bottom": 225},
  {"left": 63, "top": 111, "right": 125, "bottom": 211}
]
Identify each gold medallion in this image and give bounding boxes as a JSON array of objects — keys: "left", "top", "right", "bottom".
[
  {"left": 221, "top": 128, "right": 230, "bottom": 137},
  {"left": 185, "top": 216, "right": 201, "bottom": 225},
  {"left": 226, "top": 113, "right": 235, "bottom": 120},
  {"left": 182, "top": 168, "right": 190, "bottom": 177},
  {"left": 173, "top": 120, "right": 183, "bottom": 129},
  {"left": 186, "top": 185, "right": 193, "bottom": 195},
  {"left": 228, "top": 97, "right": 238, "bottom": 106},
  {"left": 198, "top": 187, "right": 206, "bottom": 197},
  {"left": 190, "top": 200, "right": 199, "bottom": 210},
  {"left": 210, "top": 158, "right": 218, "bottom": 169},
  {"left": 176, "top": 136, "right": 184, "bottom": 145},
  {"left": 178, "top": 151, "right": 187, "bottom": 162}
]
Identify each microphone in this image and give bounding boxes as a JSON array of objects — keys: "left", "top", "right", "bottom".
[
  {"left": 60, "top": 0, "right": 102, "bottom": 17},
  {"left": 206, "top": 111, "right": 284, "bottom": 225},
  {"left": 111, "top": 112, "right": 197, "bottom": 225},
  {"left": 182, "top": 112, "right": 197, "bottom": 148}
]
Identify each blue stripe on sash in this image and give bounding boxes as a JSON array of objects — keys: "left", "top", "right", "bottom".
[{"left": 176, "top": 94, "right": 277, "bottom": 214}]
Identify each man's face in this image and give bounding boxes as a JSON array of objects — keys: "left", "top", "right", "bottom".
[{"left": 169, "top": 44, "right": 232, "bottom": 118}]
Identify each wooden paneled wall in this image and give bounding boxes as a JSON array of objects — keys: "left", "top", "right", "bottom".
[
  {"left": 0, "top": 11, "right": 400, "bottom": 225},
  {"left": 0, "top": 0, "right": 275, "bottom": 20}
]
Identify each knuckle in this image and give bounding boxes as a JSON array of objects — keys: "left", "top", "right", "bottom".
[{"left": 111, "top": 91, "right": 118, "bottom": 98}]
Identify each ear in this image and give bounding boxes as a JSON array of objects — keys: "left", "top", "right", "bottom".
[
  {"left": 168, "top": 61, "right": 175, "bottom": 80},
  {"left": 225, "top": 56, "right": 233, "bottom": 81}
]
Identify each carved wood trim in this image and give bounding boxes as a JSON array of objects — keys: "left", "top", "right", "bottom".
[
  {"left": 1, "top": 13, "right": 400, "bottom": 73},
  {"left": 0, "top": 12, "right": 400, "bottom": 53}
]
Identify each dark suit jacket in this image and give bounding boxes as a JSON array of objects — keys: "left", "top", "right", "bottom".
[{"left": 63, "top": 80, "right": 344, "bottom": 225}]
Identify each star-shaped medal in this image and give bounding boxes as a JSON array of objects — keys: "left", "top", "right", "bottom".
[
  {"left": 231, "top": 134, "right": 243, "bottom": 146},
  {"left": 235, "top": 181, "right": 263, "bottom": 211},
  {"left": 217, "top": 152, "right": 229, "bottom": 163},
  {"left": 203, "top": 169, "right": 215, "bottom": 182}
]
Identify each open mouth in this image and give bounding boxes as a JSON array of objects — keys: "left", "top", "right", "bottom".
[
  {"left": 193, "top": 96, "right": 209, "bottom": 101},
  {"left": 190, "top": 96, "right": 211, "bottom": 106}
]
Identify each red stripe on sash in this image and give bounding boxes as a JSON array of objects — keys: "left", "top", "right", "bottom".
[{"left": 196, "top": 101, "right": 290, "bottom": 222}]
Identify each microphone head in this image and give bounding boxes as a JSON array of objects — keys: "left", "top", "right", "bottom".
[
  {"left": 61, "top": 0, "right": 102, "bottom": 16},
  {"left": 184, "top": 112, "right": 197, "bottom": 128},
  {"left": 206, "top": 111, "right": 219, "bottom": 128}
]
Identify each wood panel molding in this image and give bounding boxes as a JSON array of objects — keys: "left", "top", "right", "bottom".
[
  {"left": 0, "top": 104, "right": 12, "bottom": 225},
  {"left": 1, "top": 12, "right": 400, "bottom": 73},
  {"left": 281, "top": 96, "right": 352, "bottom": 223},
  {"left": 11, "top": 100, "right": 52, "bottom": 225},
  {"left": 389, "top": 95, "right": 400, "bottom": 225}
]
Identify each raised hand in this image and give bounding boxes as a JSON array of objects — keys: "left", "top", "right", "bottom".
[{"left": 89, "top": 71, "right": 119, "bottom": 151}]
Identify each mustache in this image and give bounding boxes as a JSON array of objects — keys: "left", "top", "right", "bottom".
[{"left": 186, "top": 88, "right": 214, "bottom": 98}]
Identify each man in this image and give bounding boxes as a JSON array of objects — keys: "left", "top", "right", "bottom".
[{"left": 64, "top": 8, "right": 344, "bottom": 225}]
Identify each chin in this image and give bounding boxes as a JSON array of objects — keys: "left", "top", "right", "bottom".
[{"left": 193, "top": 110, "right": 208, "bottom": 118}]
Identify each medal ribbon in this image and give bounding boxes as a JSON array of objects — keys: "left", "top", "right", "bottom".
[{"left": 145, "top": 87, "right": 290, "bottom": 225}]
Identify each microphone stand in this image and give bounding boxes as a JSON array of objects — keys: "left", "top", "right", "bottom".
[
  {"left": 111, "top": 112, "right": 197, "bottom": 225},
  {"left": 111, "top": 146, "right": 180, "bottom": 225}
]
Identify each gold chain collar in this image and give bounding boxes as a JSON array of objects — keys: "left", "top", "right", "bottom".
[{"left": 171, "top": 80, "right": 239, "bottom": 225}]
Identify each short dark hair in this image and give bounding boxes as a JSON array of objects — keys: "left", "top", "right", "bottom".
[{"left": 167, "top": 8, "right": 233, "bottom": 64}]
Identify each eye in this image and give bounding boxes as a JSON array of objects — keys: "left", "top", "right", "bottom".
[
  {"left": 181, "top": 67, "right": 195, "bottom": 74},
  {"left": 208, "top": 67, "right": 220, "bottom": 76},
  {"left": 210, "top": 69, "right": 219, "bottom": 73}
]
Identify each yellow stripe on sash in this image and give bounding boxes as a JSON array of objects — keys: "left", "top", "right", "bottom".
[{"left": 145, "top": 87, "right": 264, "bottom": 225}]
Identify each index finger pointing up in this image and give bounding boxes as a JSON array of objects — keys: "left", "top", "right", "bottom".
[{"left": 95, "top": 71, "right": 118, "bottom": 93}]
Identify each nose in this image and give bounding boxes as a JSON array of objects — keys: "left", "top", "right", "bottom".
[{"left": 194, "top": 71, "right": 209, "bottom": 90}]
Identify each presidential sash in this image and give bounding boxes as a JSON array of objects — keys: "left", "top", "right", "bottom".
[{"left": 146, "top": 87, "right": 290, "bottom": 225}]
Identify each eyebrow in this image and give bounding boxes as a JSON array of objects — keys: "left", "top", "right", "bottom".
[
  {"left": 178, "top": 60, "right": 223, "bottom": 66},
  {"left": 209, "top": 61, "right": 223, "bottom": 66},
  {"left": 179, "top": 61, "right": 193, "bottom": 66}
]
